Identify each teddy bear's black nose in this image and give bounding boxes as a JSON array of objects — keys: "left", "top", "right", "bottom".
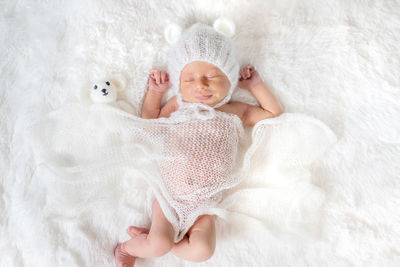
[{"left": 102, "top": 88, "right": 106, "bottom": 93}]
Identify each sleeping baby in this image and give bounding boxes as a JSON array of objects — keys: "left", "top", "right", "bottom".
[{"left": 114, "top": 22, "right": 284, "bottom": 267}]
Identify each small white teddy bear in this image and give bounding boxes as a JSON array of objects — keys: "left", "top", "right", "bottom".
[
  {"left": 80, "top": 77, "right": 136, "bottom": 114},
  {"left": 91, "top": 80, "right": 117, "bottom": 103},
  {"left": 90, "top": 81, "right": 119, "bottom": 103}
]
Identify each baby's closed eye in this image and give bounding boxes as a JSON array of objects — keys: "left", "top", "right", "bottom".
[{"left": 184, "top": 76, "right": 219, "bottom": 82}]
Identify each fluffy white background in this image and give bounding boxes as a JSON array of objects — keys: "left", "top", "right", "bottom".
[{"left": 1, "top": 0, "right": 399, "bottom": 266}]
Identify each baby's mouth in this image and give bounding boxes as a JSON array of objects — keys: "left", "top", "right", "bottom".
[{"left": 196, "top": 94, "right": 212, "bottom": 100}]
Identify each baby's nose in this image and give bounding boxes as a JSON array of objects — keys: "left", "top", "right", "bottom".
[{"left": 195, "top": 78, "right": 209, "bottom": 89}]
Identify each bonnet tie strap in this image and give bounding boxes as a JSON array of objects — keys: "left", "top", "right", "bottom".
[
  {"left": 176, "top": 101, "right": 216, "bottom": 121},
  {"left": 192, "top": 103, "right": 216, "bottom": 120}
]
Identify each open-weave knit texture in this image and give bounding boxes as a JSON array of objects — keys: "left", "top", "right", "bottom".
[{"left": 28, "top": 102, "right": 252, "bottom": 242}]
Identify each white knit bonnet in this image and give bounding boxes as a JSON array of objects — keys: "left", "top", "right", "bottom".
[{"left": 165, "top": 18, "right": 239, "bottom": 119}]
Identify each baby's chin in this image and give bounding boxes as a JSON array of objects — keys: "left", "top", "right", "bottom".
[
  {"left": 196, "top": 97, "right": 223, "bottom": 107},
  {"left": 181, "top": 94, "right": 226, "bottom": 107}
]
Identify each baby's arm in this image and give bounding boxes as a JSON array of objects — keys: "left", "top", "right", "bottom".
[
  {"left": 158, "top": 96, "right": 178, "bottom": 118},
  {"left": 238, "top": 64, "right": 284, "bottom": 126},
  {"left": 141, "top": 69, "right": 172, "bottom": 119}
]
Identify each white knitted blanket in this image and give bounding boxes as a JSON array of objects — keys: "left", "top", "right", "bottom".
[
  {"left": 1, "top": 1, "right": 399, "bottom": 266},
  {"left": 27, "top": 100, "right": 336, "bottom": 240}
]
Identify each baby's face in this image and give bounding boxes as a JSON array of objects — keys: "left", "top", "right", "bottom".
[{"left": 179, "top": 61, "right": 230, "bottom": 107}]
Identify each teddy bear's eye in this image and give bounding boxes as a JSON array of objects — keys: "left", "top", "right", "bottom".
[
  {"left": 106, "top": 81, "right": 110, "bottom": 86},
  {"left": 94, "top": 85, "right": 98, "bottom": 90}
]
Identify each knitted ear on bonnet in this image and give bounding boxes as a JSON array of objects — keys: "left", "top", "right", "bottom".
[{"left": 167, "top": 23, "right": 240, "bottom": 110}]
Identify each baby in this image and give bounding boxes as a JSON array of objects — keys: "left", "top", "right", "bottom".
[{"left": 114, "top": 23, "right": 283, "bottom": 267}]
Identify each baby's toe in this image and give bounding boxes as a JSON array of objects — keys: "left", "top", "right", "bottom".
[{"left": 114, "top": 243, "right": 136, "bottom": 267}]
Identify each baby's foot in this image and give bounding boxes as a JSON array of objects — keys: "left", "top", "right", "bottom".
[
  {"left": 114, "top": 242, "right": 136, "bottom": 267},
  {"left": 126, "top": 226, "right": 150, "bottom": 238}
]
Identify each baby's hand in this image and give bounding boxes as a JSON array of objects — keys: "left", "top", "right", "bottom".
[
  {"left": 148, "top": 68, "right": 172, "bottom": 93},
  {"left": 238, "top": 64, "right": 263, "bottom": 91}
]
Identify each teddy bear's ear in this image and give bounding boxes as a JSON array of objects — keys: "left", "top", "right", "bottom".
[
  {"left": 213, "top": 17, "right": 236, "bottom": 38},
  {"left": 164, "top": 23, "right": 182, "bottom": 44}
]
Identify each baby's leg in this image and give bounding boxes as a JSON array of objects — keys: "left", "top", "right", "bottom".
[
  {"left": 171, "top": 214, "right": 216, "bottom": 262},
  {"left": 122, "top": 199, "right": 175, "bottom": 258}
]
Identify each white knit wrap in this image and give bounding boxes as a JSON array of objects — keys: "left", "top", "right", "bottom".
[{"left": 167, "top": 22, "right": 240, "bottom": 120}]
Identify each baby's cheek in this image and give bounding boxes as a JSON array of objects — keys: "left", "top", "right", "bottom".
[
  {"left": 215, "top": 83, "right": 230, "bottom": 99},
  {"left": 180, "top": 86, "right": 192, "bottom": 101}
]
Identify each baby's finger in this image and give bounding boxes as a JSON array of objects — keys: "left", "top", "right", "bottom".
[
  {"left": 150, "top": 69, "right": 159, "bottom": 81},
  {"left": 148, "top": 73, "right": 157, "bottom": 84},
  {"left": 150, "top": 68, "right": 158, "bottom": 76},
  {"left": 159, "top": 72, "right": 164, "bottom": 83},
  {"left": 247, "top": 66, "right": 252, "bottom": 77},
  {"left": 240, "top": 69, "right": 246, "bottom": 78},
  {"left": 154, "top": 71, "right": 161, "bottom": 84},
  {"left": 243, "top": 68, "right": 249, "bottom": 79},
  {"left": 160, "top": 71, "right": 167, "bottom": 83}
]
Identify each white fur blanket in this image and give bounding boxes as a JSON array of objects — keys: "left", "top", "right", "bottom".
[{"left": 1, "top": 0, "right": 399, "bottom": 266}]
